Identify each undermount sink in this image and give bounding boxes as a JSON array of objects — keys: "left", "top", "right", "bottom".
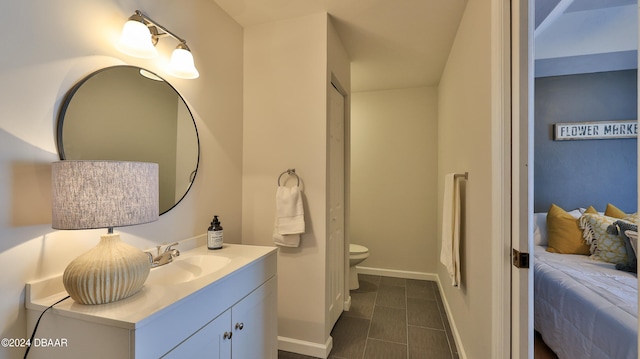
[{"left": 147, "top": 254, "right": 232, "bottom": 284}]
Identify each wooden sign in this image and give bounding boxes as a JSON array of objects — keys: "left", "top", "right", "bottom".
[{"left": 554, "top": 120, "right": 637, "bottom": 140}]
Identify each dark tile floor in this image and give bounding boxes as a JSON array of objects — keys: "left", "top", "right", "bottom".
[{"left": 279, "top": 274, "right": 459, "bottom": 359}]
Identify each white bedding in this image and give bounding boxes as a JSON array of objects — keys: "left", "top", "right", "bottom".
[{"left": 534, "top": 245, "right": 638, "bottom": 359}]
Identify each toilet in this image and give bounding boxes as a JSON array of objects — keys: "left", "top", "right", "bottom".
[{"left": 349, "top": 244, "right": 370, "bottom": 290}]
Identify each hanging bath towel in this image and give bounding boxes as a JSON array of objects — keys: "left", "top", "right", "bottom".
[
  {"left": 440, "top": 173, "right": 461, "bottom": 287},
  {"left": 273, "top": 186, "right": 305, "bottom": 247}
]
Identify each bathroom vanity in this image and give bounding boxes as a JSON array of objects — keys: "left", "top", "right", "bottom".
[{"left": 25, "top": 243, "right": 277, "bottom": 358}]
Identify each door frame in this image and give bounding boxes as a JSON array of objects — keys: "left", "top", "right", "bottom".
[
  {"left": 327, "top": 79, "right": 347, "bottom": 328},
  {"left": 329, "top": 74, "right": 351, "bottom": 316},
  {"left": 490, "top": 0, "right": 513, "bottom": 357},
  {"left": 492, "top": 0, "right": 534, "bottom": 357},
  {"left": 509, "top": 0, "right": 535, "bottom": 356}
]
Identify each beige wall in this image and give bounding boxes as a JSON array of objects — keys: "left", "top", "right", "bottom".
[
  {"left": 437, "top": 0, "right": 494, "bottom": 357},
  {"left": 350, "top": 87, "right": 439, "bottom": 274},
  {"left": 242, "top": 12, "right": 350, "bottom": 354},
  {"left": 0, "top": 1, "right": 243, "bottom": 355}
]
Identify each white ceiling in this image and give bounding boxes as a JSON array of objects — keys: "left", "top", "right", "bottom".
[
  {"left": 213, "top": 0, "right": 637, "bottom": 91},
  {"left": 534, "top": 0, "right": 637, "bottom": 77},
  {"left": 213, "top": 0, "right": 467, "bottom": 92}
]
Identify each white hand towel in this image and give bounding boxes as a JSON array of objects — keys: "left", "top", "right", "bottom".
[
  {"left": 273, "top": 219, "right": 301, "bottom": 247},
  {"left": 275, "top": 186, "right": 305, "bottom": 234},
  {"left": 440, "top": 173, "right": 461, "bottom": 287},
  {"left": 273, "top": 186, "right": 305, "bottom": 247}
]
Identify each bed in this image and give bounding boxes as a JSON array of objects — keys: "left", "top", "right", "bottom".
[{"left": 533, "top": 210, "right": 638, "bottom": 359}]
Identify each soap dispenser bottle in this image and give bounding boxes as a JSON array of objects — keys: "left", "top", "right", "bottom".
[{"left": 207, "top": 215, "right": 223, "bottom": 250}]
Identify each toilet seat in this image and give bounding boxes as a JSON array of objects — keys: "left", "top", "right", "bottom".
[{"left": 350, "top": 244, "right": 368, "bottom": 255}]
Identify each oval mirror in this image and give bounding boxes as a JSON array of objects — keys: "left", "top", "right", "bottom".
[{"left": 57, "top": 65, "right": 200, "bottom": 215}]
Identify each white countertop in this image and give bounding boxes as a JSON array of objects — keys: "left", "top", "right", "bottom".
[{"left": 26, "top": 242, "right": 277, "bottom": 330}]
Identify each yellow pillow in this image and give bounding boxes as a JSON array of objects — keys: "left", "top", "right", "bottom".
[
  {"left": 605, "top": 203, "right": 627, "bottom": 219},
  {"left": 546, "top": 204, "right": 595, "bottom": 255},
  {"left": 584, "top": 205, "right": 597, "bottom": 214}
]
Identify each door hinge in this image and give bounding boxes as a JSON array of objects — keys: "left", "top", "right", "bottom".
[{"left": 512, "top": 249, "right": 529, "bottom": 269}]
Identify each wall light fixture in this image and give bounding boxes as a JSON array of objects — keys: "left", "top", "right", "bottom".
[{"left": 117, "top": 10, "right": 200, "bottom": 79}]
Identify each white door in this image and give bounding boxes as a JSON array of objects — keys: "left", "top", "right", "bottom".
[
  {"left": 328, "top": 83, "right": 346, "bottom": 328},
  {"left": 231, "top": 277, "right": 278, "bottom": 359},
  {"left": 511, "top": 0, "right": 534, "bottom": 357}
]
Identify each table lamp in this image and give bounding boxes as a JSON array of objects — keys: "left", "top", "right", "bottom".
[{"left": 51, "top": 160, "right": 159, "bottom": 305}]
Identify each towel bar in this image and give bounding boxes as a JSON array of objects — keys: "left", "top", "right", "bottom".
[
  {"left": 454, "top": 172, "right": 468, "bottom": 180},
  {"left": 278, "top": 169, "right": 300, "bottom": 187}
]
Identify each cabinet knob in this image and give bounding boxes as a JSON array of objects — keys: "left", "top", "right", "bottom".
[
  {"left": 223, "top": 331, "right": 233, "bottom": 340},
  {"left": 235, "top": 322, "right": 244, "bottom": 330}
]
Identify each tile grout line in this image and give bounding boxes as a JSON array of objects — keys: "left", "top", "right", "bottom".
[
  {"left": 405, "top": 280, "right": 410, "bottom": 359},
  {"left": 323, "top": 276, "right": 457, "bottom": 359},
  {"left": 361, "top": 275, "right": 378, "bottom": 359}
]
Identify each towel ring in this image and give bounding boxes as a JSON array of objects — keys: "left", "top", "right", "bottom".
[{"left": 278, "top": 169, "right": 300, "bottom": 187}]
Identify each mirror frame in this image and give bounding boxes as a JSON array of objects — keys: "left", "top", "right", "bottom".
[{"left": 56, "top": 65, "right": 200, "bottom": 215}]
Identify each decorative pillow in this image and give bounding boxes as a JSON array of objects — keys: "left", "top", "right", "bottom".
[
  {"left": 624, "top": 212, "right": 639, "bottom": 224},
  {"left": 580, "top": 213, "right": 629, "bottom": 264},
  {"left": 533, "top": 213, "right": 548, "bottom": 246},
  {"left": 607, "top": 220, "right": 637, "bottom": 273},
  {"left": 546, "top": 204, "right": 596, "bottom": 255},
  {"left": 605, "top": 203, "right": 627, "bottom": 219},
  {"left": 535, "top": 208, "right": 593, "bottom": 246},
  {"left": 583, "top": 206, "right": 598, "bottom": 215}
]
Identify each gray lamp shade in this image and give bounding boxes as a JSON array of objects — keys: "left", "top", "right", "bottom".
[{"left": 52, "top": 161, "right": 159, "bottom": 230}]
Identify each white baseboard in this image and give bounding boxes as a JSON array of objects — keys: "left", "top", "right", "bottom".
[
  {"left": 278, "top": 335, "right": 333, "bottom": 359},
  {"left": 356, "top": 266, "right": 438, "bottom": 281},
  {"left": 344, "top": 295, "right": 352, "bottom": 311}
]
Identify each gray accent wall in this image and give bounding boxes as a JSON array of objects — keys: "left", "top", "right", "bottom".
[{"left": 534, "top": 70, "right": 638, "bottom": 213}]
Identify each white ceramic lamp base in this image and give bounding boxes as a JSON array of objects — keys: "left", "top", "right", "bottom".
[{"left": 63, "top": 233, "right": 150, "bottom": 305}]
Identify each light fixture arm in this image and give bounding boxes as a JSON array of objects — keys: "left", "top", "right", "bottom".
[{"left": 133, "top": 10, "right": 189, "bottom": 47}]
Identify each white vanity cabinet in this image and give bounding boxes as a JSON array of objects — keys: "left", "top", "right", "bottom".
[
  {"left": 163, "top": 276, "right": 277, "bottom": 358},
  {"left": 26, "top": 244, "right": 277, "bottom": 359}
]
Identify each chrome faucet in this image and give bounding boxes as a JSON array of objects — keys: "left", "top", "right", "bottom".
[{"left": 147, "top": 242, "right": 180, "bottom": 268}]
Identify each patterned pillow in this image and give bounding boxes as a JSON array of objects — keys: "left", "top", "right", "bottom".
[{"left": 579, "top": 213, "right": 630, "bottom": 264}]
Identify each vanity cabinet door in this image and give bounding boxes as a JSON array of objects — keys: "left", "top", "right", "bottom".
[
  {"left": 162, "top": 309, "right": 232, "bottom": 359},
  {"left": 231, "top": 276, "right": 277, "bottom": 359}
]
